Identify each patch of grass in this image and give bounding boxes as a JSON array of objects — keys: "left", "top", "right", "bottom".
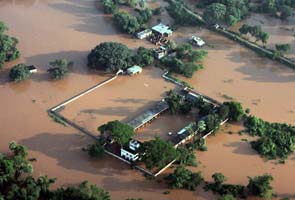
[{"left": 241, "top": 138, "right": 248, "bottom": 142}]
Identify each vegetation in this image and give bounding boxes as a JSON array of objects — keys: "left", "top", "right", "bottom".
[
  {"left": 274, "top": 43, "right": 291, "bottom": 56},
  {"left": 187, "top": 137, "right": 208, "bottom": 151},
  {"left": 0, "top": 142, "right": 110, "bottom": 200},
  {"left": 98, "top": 120, "right": 134, "bottom": 146},
  {"left": 202, "top": 0, "right": 250, "bottom": 26},
  {"left": 244, "top": 116, "right": 295, "bottom": 159},
  {"left": 0, "top": 22, "right": 20, "bottom": 69},
  {"left": 204, "top": 173, "right": 245, "bottom": 198},
  {"left": 113, "top": 11, "right": 141, "bottom": 34},
  {"left": 133, "top": 46, "right": 154, "bottom": 67},
  {"left": 176, "top": 147, "right": 197, "bottom": 166},
  {"left": 47, "top": 59, "right": 72, "bottom": 80},
  {"left": 167, "top": 1, "right": 203, "bottom": 26},
  {"left": 239, "top": 24, "right": 270, "bottom": 45},
  {"left": 218, "top": 194, "right": 237, "bottom": 200},
  {"left": 139, "top": 136, "right": 177, "bottom": 169},
  {"left": 223, "top": 101, "right": 245, "bottom": 122},
  {"left": 247, "top": 174, "right": 274, "bottom": 200},
  {"left": 9, "top": 64, "right": 31, "bottom": 82},
  {"left": 166, "top": 165, "right": 203, "bottom": 190},
  {"left": 101, "top": 0, "right": 118, "bottom": 14},
  {"left": 160, "top": 43, "right": 207, "bottom": 78},
  {"left": 85, "top": 143, "right": 105, "bottom": 158},
  {"left": 88, "top": 42, "right": 132, "bottom": 72},
  {"left": 256, "top": 0, "right": 295, "bottom": 20}
]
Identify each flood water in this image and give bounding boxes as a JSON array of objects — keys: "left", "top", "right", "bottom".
[{"left": 0, "top": 0, "right": 295, "bottom": 199}]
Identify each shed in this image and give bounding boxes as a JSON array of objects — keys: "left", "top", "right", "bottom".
[
  {"left": 27, "top": 65, "right": 37, "bottom": 73},
  {"left": 136, "top": 29, "right": 152, "bottom": 39},
  {"left": 151, "top": 23, "right": 173, "bottom": 37},
  {"left": 127, "top": 65, "right": 142, "bottom": 75}
]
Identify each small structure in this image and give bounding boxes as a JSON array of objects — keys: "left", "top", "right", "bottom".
[
  {"left": 127, "top": 65, "right": 142, "bottom": 76},
  {"left": 136, "top": 29, "right": 152, "bottom": 39},
  {"left": 190, "top": 36, "right": 205, "bottom": 47},
  {"left": 120, "top": 140, "right": 141, "bottom": 162},
  {"left": 27, "top": 65, "right": 37, "bottom": 73},
  {"left": 153, "top": 46, "right": 168, "bottom": 59},
  {"left": 152, "top": 23, "right": 173, "bottom": 37}
]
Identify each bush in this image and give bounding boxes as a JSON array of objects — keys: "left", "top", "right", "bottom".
[
  {"left": 166, "top": 166, "right": 203, "bottom": 190},
  {"left": 247, "top": 174, "right": 274, "bottom": 200},
  {"left": 9, "top": 64, "right": 31, "bottom": 82},
  {"left": 85, "top": 143, "right": 104, "bottom": 158},
  {"left": 47, "top": 59, "right": 72, "bottom": 80},
  {"left": 101, "top": 0, "right": 117, "bottom": 14}
]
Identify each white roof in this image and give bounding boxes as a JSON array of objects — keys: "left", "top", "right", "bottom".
[
  {"left": 191, "top": 36, "right": 205, "bottom": 46},
  {"left": 152, "top": 23, "right": 172, "bottom": 35}
]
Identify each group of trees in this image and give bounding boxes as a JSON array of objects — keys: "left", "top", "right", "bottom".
[
  {"left": 256, "top": 0, "right": 294, "bottom": 20},
  {"left": 0, "top": 22, "right": 20, "bottom": 69},
  {"left": 101, "top": 0, "right": 155, "bottom": 34},
  {"left": 166, "top": 165, "right": 203, "bottom": 190},
  {"left": 244, "top": 116, "right": 295, "bottom": 160},
  {"left": 9, "top": 64, "right": 31, "bottom": 82},
  {"left": 160, "top": 43, "right": 207, "bottom": 78},
  {"left": 0, "top": 142, "right": 111, "bottom": 200},
  {"left": 204, "top": 172, "right": 274, "bottom": 200},
  {"left": 202, "top": 0, "right": 250, "bottom": 26},
  {"left": 239, "top": 24, "right": 270, "bottom": 45},
  {"left": 87, "top": 42, "right": 154, "bottom": 72},
  {"left": 166, "top": 1, "right": 202, "bottom": 26},
  {"left": 47, "top": 59, "right": 72, "bottom": 80}
]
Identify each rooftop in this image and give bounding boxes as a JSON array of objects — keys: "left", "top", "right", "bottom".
[{"left": 152, "top": 23, "right": 173, "bottom": 36}]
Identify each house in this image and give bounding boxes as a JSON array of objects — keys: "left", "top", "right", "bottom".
[
  {"left": 27, "top": 65, "right": 37, "bottom": 73},
  {"left": 190, "top": 36, "right": 205, "bottom": 47},
  {"left": 120, "top": 140, "right": 141, "bottom": 162},
  {"left": 127, "top": 65, "right": 142, "bottom": 76},
  {"left": 136, "top": 29, "right": 152, "bottom": 39},
  {"left": 151, "top": 23, "right": 173, "bottom": 37},
  {"left": 153, "top": 46, "right": 167, "bottom": 59}
]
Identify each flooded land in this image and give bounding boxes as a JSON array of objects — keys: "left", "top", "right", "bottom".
[{"left": 0, "top": 0, "right": 295, "bottom": 199}]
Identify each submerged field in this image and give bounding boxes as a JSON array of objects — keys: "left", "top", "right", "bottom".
[{"left": 0, "top": 0, "right": 295, "bottom": 199}]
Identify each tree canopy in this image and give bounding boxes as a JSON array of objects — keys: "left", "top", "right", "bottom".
[
  {"left": 223, "top": 101, "right": 245, "bottom": 122},
  {"left": 47, "top": 59, "right": 72, "bottom": 80},
  {"left": 0, "top": 142, "right": 110, "bottom": 200},
  {"left": 98, "top": 120, "right": 134, "bottom": 145},
  {"left": 87, "top": 42, "right": 133, "bottom": 72},
  {"left": 139, "top": 136, "right": 178, "bottom": 169},
  {"left": 9, "top": 64, "right": 31, "bottom": 82},
  {"left": 0, "top": 22, "right": 20, "bottom": 69},
  {"left": 247, "top": 174, "right": 274, "bottom": 200},
  {"left": 113, "top": 11, "right": 140, "bottom": 34}
]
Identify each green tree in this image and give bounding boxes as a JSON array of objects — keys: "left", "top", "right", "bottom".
[
  {"left": 203, "top": 3, "right": 227, "bottom": 25},
  {"left": 247, "top": 174, "right": 274, "bottom": 200},
  {"left": 88, "top": 42, "right": 132, "bottom": 72},
  {"left": 275, "top": 43, "right": 291, "bottom": 56},
  {"left": 165, "top": 90, "right": 183, "bottom": 114},
  {"left": 280, "top": 5, "right": 292, "bottom": 20},
  {"left": 0, "top": 22, "right": 20, "bottom": 69},
  {"left": 9, "top": 64, "right": 31, "bottom": 82},
  {"left": 139, "top": 136, "right": 177, "bottom": 169},
  {"left": 176, "top": 147, "right": 197, "bottom": 166},
  {"left": 223, "top": 101, "right": 244, "bottom": 122},
  {"left": 133, "top": 46, "right": 154, "bottom": 67},
  {"left": 101, "top": 0, "right": 117, "bottom": 14},
  {"left": 47, "top": 59, "right": 72, "bottom": 80},
  {"left": 85, "top": 143, "right": 105, "bottom": 158},
  {"left": 114, "top": 12, "right": 140, "bottom": 34},
  {"left": 204, "top": 114, "right": 221, "bottom": 132},
  {"left": 52, "top": 181, "right": 110, "bottom": 200},
  {"left": 166, "top": 165, "right": 203, "bottom": 190},
  {"left": 98, "top": 120, "right": 134, "bottom": 145}
]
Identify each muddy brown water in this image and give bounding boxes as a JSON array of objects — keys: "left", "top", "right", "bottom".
[{"left": 0, "top": 0, "right": 295, "bottom": 199}]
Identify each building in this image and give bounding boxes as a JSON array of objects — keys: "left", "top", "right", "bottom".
[
  {"left": 27, "top": 65, "right": 37, "bottom": 73},
  {"left": 120, "top": 140, "right": 141, "bottom": 162},
  {"left": 127, "top": 65, "right": 142, "bottom": 76},
  {"left": 136, "top": 29, "right": 152, "bottom": 39},
  {"left": 190, "top": 36, "right": 205, "bottom": 47},
  {"left": 153, "top": 46, "right": 167, "bottom": 59},
  {"left": 151, "top": 23, "right": 173, "bottom": 37}
]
